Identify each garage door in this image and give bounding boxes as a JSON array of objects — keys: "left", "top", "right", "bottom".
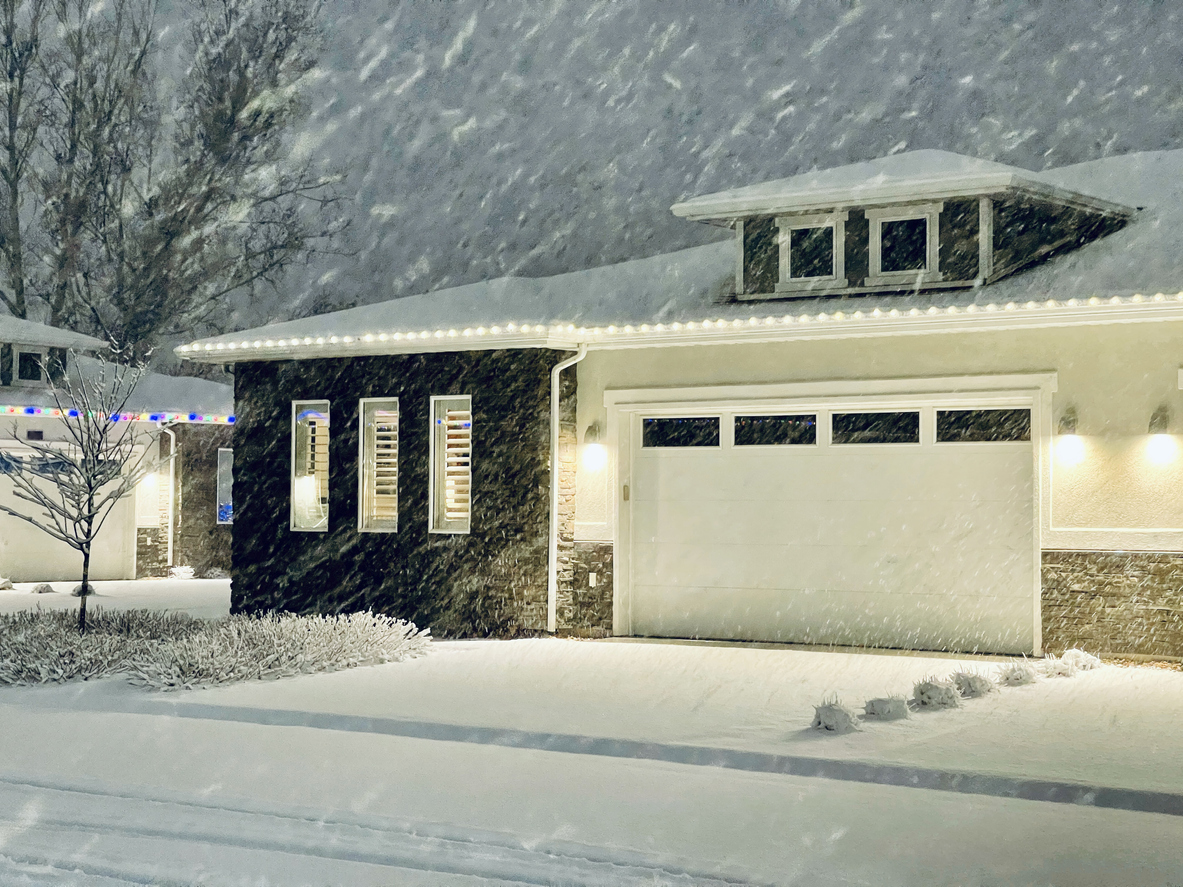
[{"left": 627, "top": 402, "right": 1037, "bottom": 654}]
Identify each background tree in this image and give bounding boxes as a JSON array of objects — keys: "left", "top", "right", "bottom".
[
  {"left": 0, "top": 0, "right": 345, "bottom": 357},
  {"left": 0, "top": 350, "right": 160, "bottom": 631}
]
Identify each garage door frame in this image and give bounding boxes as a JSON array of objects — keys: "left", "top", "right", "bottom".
[{"left": 606, "top": 373, "right": 1057, "bottom": 653}]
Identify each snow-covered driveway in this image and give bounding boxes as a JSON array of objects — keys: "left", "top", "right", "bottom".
[{"left": 3, "top": 633, "right": 1183, "bottom": 883}]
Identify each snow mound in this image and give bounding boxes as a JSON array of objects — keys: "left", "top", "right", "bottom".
[
  {"left": 0, "top": 608, "right": 431, "bottom": 689},
  {"left": 0, "top": 577, "right": 13, "bottom": 590},
  {"left": 863, "top": 696, "right": 909, "bottom": 720},
  {"left": 31, "top": 583, "right": 55, "bottom": 594},
  {"left": 912, "top": 677, "right": 960, "bottom": 709},
  {"left": 952, "top": 671, "right": 996, "bottom": 698},
  {"left": 1039, "top": 655, "right": 1078, "bottom": 679},
  {"left": 811, "top": 697, "right": 861, "bottom": 734},
  {"left": 1061, "top": 648, "right": 1103, "bottom": 671},
  {"left": 996, "top": 660, "right": 1039, "bottom": 687}
]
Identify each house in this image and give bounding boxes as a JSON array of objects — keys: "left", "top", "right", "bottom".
[
  {"left": 179, "top": 148, "right": 1183, "bottom": 657},
  {"left": 0, "top": 316, "right": 234, "bottom": 581}
]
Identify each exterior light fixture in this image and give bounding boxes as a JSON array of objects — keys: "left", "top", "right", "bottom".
[
  {"left": 581, "top": 419, "right": 606, "bottom": 472},
  {"left": 1058, "top": 406, "right": 1078, "bottom": 435},
  {"left": 1148, "top": 405, "right": 1176, "bottom": 464},
  {"left": 1057, "top": 406, "right": 1084, "bottom": 465}
]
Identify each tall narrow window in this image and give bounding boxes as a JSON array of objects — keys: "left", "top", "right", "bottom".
[
  {"left": 292, "top": 400, "right": 330, "bottom": 531},
  {"left": 430, "top": 395, "right": 471, "bottom": 533},
  {"left": 359, "top": 398, "right": 399, "bottom": 532},
  {"left": 216, "top": 448, "right": 234, "bottom": 524}
]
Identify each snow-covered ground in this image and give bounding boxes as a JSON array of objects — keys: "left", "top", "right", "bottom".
[
  {"left": 3, "top": 583, "right": 1183, "bottom": 884},
  {"left": 0, "top": 578, "right": 231, "bottom": 619}
]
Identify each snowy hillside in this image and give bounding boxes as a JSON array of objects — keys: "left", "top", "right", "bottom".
[{"left": 242, "top": 0, "right": 1183, "bottom": 328}]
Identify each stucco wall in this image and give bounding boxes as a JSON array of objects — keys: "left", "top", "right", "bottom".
[
  {"left": 573, "top": 320, "right": 1183, "bottom": 545},
  {"left": 233, "top": 350, "right": 573, "bottom": 637}
]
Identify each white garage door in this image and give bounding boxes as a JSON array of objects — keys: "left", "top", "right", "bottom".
[{"left": 627, "top": 401, "right": 1037, "bottom": 654}]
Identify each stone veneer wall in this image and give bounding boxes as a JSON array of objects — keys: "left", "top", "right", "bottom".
[
  {"left": 233, "top": 350, "right": 574, "bottom": 637},
  {"left": 135, "top": 528, "right": 167, "bottom": 578},
  {"left": 1042, "top": 550, "right": 1183, "bottom": 657},
  {"left": 564, "top": 541, "right": 613, "bottom": 634}
]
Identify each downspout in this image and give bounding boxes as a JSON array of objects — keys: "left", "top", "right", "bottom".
[
  {"left": 161, "top": 424, "right": 177, "bottom": 569},
  {"left": 548, "top": 343, "right": 588, "bottom": 633}
]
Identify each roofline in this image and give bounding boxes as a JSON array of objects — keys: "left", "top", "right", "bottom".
[
  {"left": 178, "top": 293, "right": 1183, "bottom": 363},
  {"left": 671, "top": 174, "right": 1134, "bottom": 221}
]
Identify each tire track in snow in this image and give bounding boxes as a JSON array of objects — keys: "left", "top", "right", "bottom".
[
  {"left": 0, "top": 776, "right": 764, "bottom": 886},
  {"left": 78, "top": 697, "right": 1183, "bottom": 818}
]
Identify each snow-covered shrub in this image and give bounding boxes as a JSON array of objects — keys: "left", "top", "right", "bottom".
[
  {"left": 1038, "top": 655, "right": 1077, "bottom": 679},
  {"left": 1061, "top": 648, "right": 1103, "bottom": 671},
  {"left": 811, "top": 696, "right": 861, "bottom": 734},
  {"left": 72, "top": 583, "right": 94, "bottom": 597},
  {"left": 32, "top": 583, "right": 55, "bottom": 594},
  {"left": 863, "top": 696, "right": 909, "bottom": 720},
  {"left": 952, "top": 671, "right": 996, "bottom": 698},
  {"left": 912, "top": 677, "right": 960, "bottom": 709},
  {"left": 0, "top": 608, "right": 430, "bottom": 688},
  {"left": 125, "top": 612, "right": 431, "bottom": 690},
  {"left": 996, "top": 660, "right": 1038, "bottom": 687},
  {"left": 169, "top": 566, "right": 195, "bottom": 580},
  {"left": 0, "top": 577, "right": 13, "bottom": 590}
]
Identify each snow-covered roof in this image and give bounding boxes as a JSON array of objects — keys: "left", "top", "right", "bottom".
[
  {"left": 669, "top": 149, "right": 1133, "bottom": 220},
  {"left": 0, "top": 315, "right": 107, "bottom": 350},
  {"left": 2, "top": 357, "right": 233, "bottom": 422},
  {"left": 179, "top": 149, "right": 1183, "bottom": 363}
]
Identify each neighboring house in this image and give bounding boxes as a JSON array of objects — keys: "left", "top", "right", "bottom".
[
  {"left": 180, "top": 148, "right": 1183, "bottom": 657},
  {"left": 0, "top": 316, "right": 234, "bottom": 581}
]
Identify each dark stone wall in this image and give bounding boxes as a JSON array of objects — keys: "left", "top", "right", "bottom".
[
  {"left": 0, "top": 343, "right": 11, "bottom": 386},
  {"left": 993, "top": 197, "right": 1125, "bottom": 280},
  {"left": 938, "top": 198, "right": 979, "bottom": 281},
  {"left": 233, "top": 349, "right": 573, "bottom": 637},
  {"left": 741, "top": 216, "right": 777, "bottom": 295},
  {"left": 136, "top": 528, "right": 167, "bottom": 578},
  {"left": 1042, "top": 550, "right": 1183, "bottom": 657},
  {"left": 174, "top": 423, "right": 233, "bottom": 578},
  {"left": 843, "top": 209, "right": 869, "bottom": 286},
  {"left": 564, "top": 541, "right": 613, "bottom": 635}
]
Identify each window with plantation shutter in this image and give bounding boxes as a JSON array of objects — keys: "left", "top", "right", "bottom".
[
  {"left": 430, "top": 395, "right": 471, "bottom": 533},
  {"left": 291, "top": 400, "right": 330, "bottom": 531},
  {"left": 359, "top": 398, "right": 399, "bottom": 532}
]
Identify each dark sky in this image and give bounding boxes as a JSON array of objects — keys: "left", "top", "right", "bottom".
[{"left": 259, "top": 0, "right": 1183, "bottom": 323}]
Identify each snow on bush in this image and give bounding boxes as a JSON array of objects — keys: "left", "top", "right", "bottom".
[
  {"left": 32, "top": 583, "right": 55, "bottom": 594},
  {"left": 1038, "top": 655, "right": 1078, "bottom": 679},
  {"left": 0, "top": 608, "right": 430, "bottom": 689},
  {"left": 863, "top": 696, "right": 909, "bottom": 720},
  {"left": 0, "top": 577, "right": 13, "bottom": 590},
  {"left": 952, "top": 671, "right": 996, "bottom": 698},
  {"left": 1061, "top": 648, "right": 1103, "bottom": 671},
  {"left": 912, "top": 677, "right": 960, "bottom": 709},
  {"left": 996, "top": 660, "right": 1039, "bottom": 687},
  {"left": 811, "top": 696, "right": 861, "bottom": 734}
]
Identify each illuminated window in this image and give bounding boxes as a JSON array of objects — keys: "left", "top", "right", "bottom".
[
  {"left": 359, "top": 398, "right": 399, "bottom": 532},
  {"left": 430, "top": 395, "right": 471, "bottom": 533},
  {"left": 216, "top": 448, "right": 233, "bottom": 524},
  {"left": 291, "top": 400, "right": 330, "bottom": 531}
]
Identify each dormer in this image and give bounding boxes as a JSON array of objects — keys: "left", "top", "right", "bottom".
[
  {"left": 0, "top": 315, "right": 106, "bottom": 387},
  {"left": 671, "top": 150, "right": 1135, "bottom": 301}
]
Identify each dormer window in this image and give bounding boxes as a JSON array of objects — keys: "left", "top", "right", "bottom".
[
  {"left": 775, "top": 212, "right": 848, "bottom": 293},
  {"left": 15, "top": 348, "right": 46, "bottom": 385},
  {"left": 865, "top": 203, "right": 943, "bottom": 287}
]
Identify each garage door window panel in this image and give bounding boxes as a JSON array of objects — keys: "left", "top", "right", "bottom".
[
  {"left": 832, "top": 411, "right": 920, "bottom": 444},
  {"left": 734, "top": 414, "right": 816, "bottom": 446},
  {"left": 642, "top": 417, "right": 719, "bottom": 448},
  {"left": 936, "top": 408, "right": 1031, "bottom": 443}
]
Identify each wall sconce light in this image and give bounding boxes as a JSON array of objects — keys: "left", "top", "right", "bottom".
[
  {"left": 1057, "top": 406, "right": 1078, "bottom": 435},
  {"left": 581, "top": 419, "right": 606, "bottom": 472},
  {"left": 1149, "top": 405, "right": 1171, "bottom": 434}
]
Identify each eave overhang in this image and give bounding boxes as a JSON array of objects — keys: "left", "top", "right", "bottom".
[{"left": 178, "top": 291, "right": 1183, "bottom": 364}]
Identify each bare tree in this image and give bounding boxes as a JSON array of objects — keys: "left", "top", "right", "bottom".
[
  {"left": 0, "top": 0, "right": 347, "bottom": 357},
  {"left": 0, "top": 350, "right": 160, "bottom": 631}
]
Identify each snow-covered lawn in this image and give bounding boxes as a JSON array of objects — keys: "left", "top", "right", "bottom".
[
  {"left": 3, "top": 631, "right": 1183, "bottom": 884},
  {"left": 0, "top": 578, "right": 231, "bottom": 619}
]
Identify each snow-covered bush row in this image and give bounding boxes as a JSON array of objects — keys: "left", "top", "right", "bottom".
[
  {"left": 0, "top": 608, "right": 430, "bottom": 689},
  {"left": 811, "top": 649, "right": 1103, "bottom": 735}
]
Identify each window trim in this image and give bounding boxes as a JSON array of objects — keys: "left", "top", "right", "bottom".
[
  {"left": 429, "top": 394, "right": 472, "bottom": 535},
  {"left": 865, "top": 202, "right": 944, "bottom": 287},
  {"left": 290, "top": 399, "right": 330, "bottom": 533},
  {"left": 640, "top": 415, "right": 722, "bottom": 449},
  {"left": 216, "top": 447, "right": 234, "bottom": 525},
  {"left": 14, "top": 347, "right": 47, "bottom": 387},
  {"left": 774, "top": 211, "right": 848, "bottom": 293},
  {"left": 358, "top": 397, "right": 399, "bottom": 533},
  {"left": 830, "top": 409, "right": 922, "bottom": 446}
]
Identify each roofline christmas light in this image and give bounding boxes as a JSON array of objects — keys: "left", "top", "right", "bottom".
[{"left": 0, "top": 405, "right": 234, "bottom": 424}]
